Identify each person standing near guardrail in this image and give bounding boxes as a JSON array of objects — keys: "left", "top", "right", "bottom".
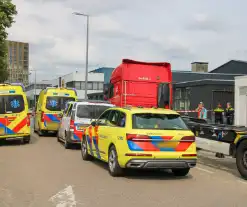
[
  {"left": 214, "top": 103, "right": 224, "bottom": 124},
  {"left": 225, "top": 102, "right": 234, "bottom": 125},
  {"left": 196, "top": 102, "right": 207, "bottom": 119}
]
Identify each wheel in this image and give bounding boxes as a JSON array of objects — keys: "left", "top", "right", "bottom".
[
  {"left": 81, "top": 136, "right": 93, "bottom": 161},
  {"left": 56, "top": 131, "right": 60, "bottom": 142},
  {"left": 64, "top": 132, "right": 72, "bottom": 149},
  {"left": 108, "top": 145, "right": 123, "bottom": 177},
  {"left": 236, "top": 140, "right": 247, "bottom": 180},
  {"left": 23, "top": 136, "right": 31, "bottom": 144},
  {"left": 172, "top": 168, "right": 190, "bottom": 177},
  {"left": 38, "top": 129, "right": 44, "bottom": 136}
]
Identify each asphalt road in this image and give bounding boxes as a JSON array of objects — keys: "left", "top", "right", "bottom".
[{"left": 0, "top": 133, "right": 247, "bottom": 207}]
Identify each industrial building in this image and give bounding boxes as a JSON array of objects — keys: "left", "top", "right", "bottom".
[
  {"left": 6, "top": 40, "right": 29, "bottom": 86},
  {"left": 25, "top": 71, "right": 104, "bottom": 107}
]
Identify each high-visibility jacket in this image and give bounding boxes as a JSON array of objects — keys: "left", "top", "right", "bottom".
[
  {"left": 214, "top": 107, "right": 224, "bottom": 120},
  {"left": 225, "top": 107, "right": 234, "bottom": 117}
]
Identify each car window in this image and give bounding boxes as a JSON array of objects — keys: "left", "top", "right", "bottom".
[
  {"left": 76, "top": 105, "right": 112, "bottom": 119},
  {"left": 97, "top": 110, "right": 111, "bottom": 125},
  {"left": 3, "top": 95, "right": 25, "bottom": 113},
  {"left": 132, "top": 113, "right": 189, "bottom": 130},
  {"left": 0, "top": 97, "right": 5, "bottom": 114},
  {"left": 108, "top": 110, "right": 120, "bottom": 126},
  {"left": 46, "top": 96, "right": 75, "bottom": 111},
  {"left": 118, "top": 112, "right": 126, "bottom": 127}
]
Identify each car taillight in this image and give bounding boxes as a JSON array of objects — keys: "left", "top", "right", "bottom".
[
  {"left": 181, "top": 136, "right": 195, "bottom": 142},
  {"left": 41, "top": 111, "right": 45, "bottom": 122},
  {"left": 70, "top": 119, "right": 74, "bottom": 129},
  {"left": 126, "top": 134, "right": 151, "bottom": 142}
]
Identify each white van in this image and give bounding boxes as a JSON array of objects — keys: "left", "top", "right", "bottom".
[{"left": 57, "top": 101, "right": 114, "bottom": 149}]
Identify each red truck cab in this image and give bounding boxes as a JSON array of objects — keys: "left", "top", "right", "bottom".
[{"left": 104, "top": 59, "right": 172, "bottom": 108}]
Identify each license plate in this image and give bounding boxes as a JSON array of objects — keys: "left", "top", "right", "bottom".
[
  {"left": 157, "top": 142, "right": 178, "bottom": 148},
  {"left": 0, "top": 128, "right": 5, "bottom": 135}
]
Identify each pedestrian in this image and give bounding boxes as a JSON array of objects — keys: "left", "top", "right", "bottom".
[
  {"left": 225, "top": 102, "right": 234, "bottom": 125},
  {"left": 196, "top": 102, "right": 207, "bottom": 119},
  {"left": 213, "top": 103, "right": 224, "bottom": 124}
]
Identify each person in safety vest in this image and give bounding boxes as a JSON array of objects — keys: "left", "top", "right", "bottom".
[
  {"left": 225, "top": 102, "right": 234, "bottom": 125},
  {"left": 196, "top": 102, "right": 207, "bottom": 119},
  {"left": 214, "top": 103, "right": 224, "bottom": 124}
]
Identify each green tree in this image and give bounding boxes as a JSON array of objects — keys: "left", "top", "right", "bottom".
[{"left": 0, "top": 0, "right": 17, "bottom": 83}]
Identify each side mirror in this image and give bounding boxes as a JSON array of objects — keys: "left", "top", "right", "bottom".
[{"left": 91, "top": 121, "right": 97, "bottom": 127}]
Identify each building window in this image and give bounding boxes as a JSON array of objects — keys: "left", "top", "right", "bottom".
[
  {"left": 87, "top": 82, "right": 93, "bottom": 90},
  {"left": 93, "top": 82, "right": 98, "bottom": 90},
  {"left": 81, "top": 82, "right": 85, "bottom": 90},
  {"left": 98, "top": 82, "right": 103, "bottom": 90},
  {"left": 75, "top": 81, "right": 81, "bottom": 90}
]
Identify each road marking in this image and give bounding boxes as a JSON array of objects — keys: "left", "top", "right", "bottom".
[
  {"left": 49, "top": 185, "right": 76, "bottom": 207},
  {"left": 195, "top": 166, "right": 214, "bottom": 174}
]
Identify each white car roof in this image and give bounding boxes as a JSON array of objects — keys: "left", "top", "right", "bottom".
[{"left": 76, "top": 101, "right": 115, "bottom": 107}]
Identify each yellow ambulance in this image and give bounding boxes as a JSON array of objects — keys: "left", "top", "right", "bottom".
[
  {"left": 34, "top": 87, "right": 77, "bottom": 136},
  {"left": 0, "top": 83, "right": 31, "bottom": 144}
]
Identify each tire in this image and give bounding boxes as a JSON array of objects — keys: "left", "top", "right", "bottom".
[
  {"left": 56, "top": 131, "right": 60, "bottom": 142},
  {"left": 236, "top": 140, "right": 247, "bottom": 180},
  {"left": 108, "top": 145, "right": 123, "bottom": 177},
  {"left": 172, "top": 168, "right": 190, "bottom": 177},
  {"left": 64, "top": 132, "right": 72, "bottom": 149},
  {"left": 23, "top": 136, "right": 31, "bottom": 144},
  {"left": 81, "top": 136, "right": 93, "bottom": 161}
]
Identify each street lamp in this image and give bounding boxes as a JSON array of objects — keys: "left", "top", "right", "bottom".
[
  {"left": 73, "top": 11, "right": 89, "bottom": 100},
  {"left": 29, "top": 69, "right": 37, "bottom": 107}
]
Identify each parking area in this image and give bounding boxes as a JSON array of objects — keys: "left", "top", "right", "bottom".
[{"left": 0, "top": 133, "right": 246, "bottom": 207}]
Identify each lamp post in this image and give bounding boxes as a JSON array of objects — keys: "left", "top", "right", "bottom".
[
  {"left": 30, "top": 69, "right": 37, "bottom": 106},
  {"left": 73, "top": 12, "right": 89, "bottom": 99}
]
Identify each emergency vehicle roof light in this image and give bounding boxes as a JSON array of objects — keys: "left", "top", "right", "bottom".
[{"left": 11, "top": 83, "right": 25, "bottom": 91}]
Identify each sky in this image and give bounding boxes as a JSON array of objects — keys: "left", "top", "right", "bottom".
[{"left": 7, "top": 0, "right": 247, "bottom": 82}]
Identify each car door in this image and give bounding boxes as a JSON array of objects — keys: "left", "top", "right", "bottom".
[
  {"left": 58, "top": 103, "right": 69, "bottom": 138},
  {"left": 61, "top": 103, "right": 72, "bottom": 139},
  {"left": 92, "top": 110, "right": 112, "bottom": 161}
]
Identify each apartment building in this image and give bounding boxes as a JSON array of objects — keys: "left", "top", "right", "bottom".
[{"left": 7, "top": 40, "right": 29, "bottom": 86}]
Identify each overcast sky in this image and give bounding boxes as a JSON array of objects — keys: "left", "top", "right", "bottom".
[{"left": 7, "top": 0, "right": 247, "bottom": 82}]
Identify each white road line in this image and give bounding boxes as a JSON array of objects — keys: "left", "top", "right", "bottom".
[
  {"left": 49, "top": 185, "right": 76, "bottom": 207},
  {"left": 195, "top": 166, "right": 214, "bottom": 174}
]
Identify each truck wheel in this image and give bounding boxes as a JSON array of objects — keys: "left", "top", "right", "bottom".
[
  {"left": 172, "top": 168, "right": 190, "bottom": 176},
  {"left": 108, "top": 145, "right": 123, "bottom": 177},
  {"left": 236, "top": 140, "right": 247, "bottom": 180}
]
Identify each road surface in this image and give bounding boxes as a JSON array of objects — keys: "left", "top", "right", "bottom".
[{"left": 0, "top": 133, "right": 247, "bottom": 207}]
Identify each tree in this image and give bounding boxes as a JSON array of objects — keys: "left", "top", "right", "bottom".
[{"left": 0, "top": 0, "right": 17, "bottom": 83}]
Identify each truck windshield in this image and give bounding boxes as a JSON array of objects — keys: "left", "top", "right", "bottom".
[
  {"left": 132, "top": 113, "right": 188, "bottom": 130},
  {"left": 0, "top": 95, "right": 25, "bottom": 114},
  {"left": 46, "top": 96, "right": 75, "bottom": 111},
  {"left": 76, "top": 105, "right": 111, "bottom": 119}
]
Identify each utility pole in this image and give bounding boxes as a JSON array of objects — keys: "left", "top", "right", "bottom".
[{"left": 73, "top": 12, "right": 89, "bottom": 99}]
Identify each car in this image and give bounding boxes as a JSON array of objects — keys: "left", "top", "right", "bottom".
[
  {"left": 81, "top": 106, "right": 197, "bottom": 177},
  {"left": 57, "top": 100, "right": 114, "bottom": 149}
]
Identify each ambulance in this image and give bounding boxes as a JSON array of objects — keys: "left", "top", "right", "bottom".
[
  {"left": 34, "top": 87, "right": 77, "bottom": 136},
  {"left": 0, "top": 83, "right": 31, "bottom": 144}
]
